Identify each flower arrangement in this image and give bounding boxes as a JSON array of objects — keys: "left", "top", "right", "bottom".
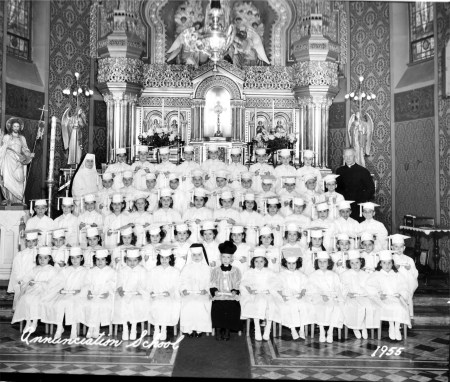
[
  {"left": 138, "top": 127, "right": 179, "bottom": 148},
  {"left": 253, "top": 129, "right": 297, "bottom": 151}
]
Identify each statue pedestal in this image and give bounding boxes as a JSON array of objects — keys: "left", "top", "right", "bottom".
[{"left": 0, "top": 210, "right": 26, "bottom": 280}]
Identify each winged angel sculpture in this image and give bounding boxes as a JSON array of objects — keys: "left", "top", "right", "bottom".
[
  {"left": 347, "top": 111, "right": 374, "bottom": 168},
  {"left": 166, "top": 0, "right": 269, "bottom": 68},
  {"left": 61, "top": 106, "right": 86, "bottom": 165}
]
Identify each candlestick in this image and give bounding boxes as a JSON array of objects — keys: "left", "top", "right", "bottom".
[
  {"left": 162, "top": 98, "right": 165, "bottom": 128},
  {"left": 47, "top": 116, "right": 57, "bottom": 217},
  {"left": 272, "top": 100, "right": 275, "bottom": 131}
]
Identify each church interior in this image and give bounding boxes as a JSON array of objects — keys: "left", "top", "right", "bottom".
[{"left": 0, "top": 0, "right": 449, "bottom": 380}]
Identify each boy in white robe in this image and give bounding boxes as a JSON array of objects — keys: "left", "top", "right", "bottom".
[
  {"left": 310, "top": 202, "right": 334, "bottom": 251},
  {"left": 273, "top": 149, "right": 297, "bottom": 191},
  {"left": 201, "top": 145, "right": 227, "bottom": 177},
  {"left": 144, "top": 173, "right": 159, "bottom": 213},
  {"left": 26, "top": 199, "right": 56, "bottom": 246},
  {"left": 77, "top": 194, "right": 104, "bottom": 247},
  {"left": 360, "top": 232, "right": 379, "bottom": 273},
  {"left": 96, "top": 173, "right": 115, "bottom": 215},
  {"left": 296, "top": 149, "right": 322, "bottom": 194},
  {"left": 249, "top": 148, "right": 274, "bottom": 194},
  {"left": 332, "top": 200, "right": 360, "bottom": 237},
  {"left": 54, "top": 197, "right": 78, "bottom": 246},
  {"left": 177, "top": 145, "right": 200, "bottom": 177},
  {"left": 278, "top": 177, "right": 302, "bottom": 217},
  {"left": 105, "top": 148, "right": 131, "bottom": 190},
  {"left": 300, "top": 173, "right": 325, "bottom": 219},
  {"left": 227, "top": 147, "right": 248, "bottom": 188},
  {"left": 358, "top": 202, "right": 388, "bottom": 252},
  {"left": 155, "top": 147, "right": 178, "bottom": 188},
  {"left": 322, "top": 174, "right": 344, "bottom": 219},
  {"left": 132, "top": 146, "right": 155, "bottom": 191}
]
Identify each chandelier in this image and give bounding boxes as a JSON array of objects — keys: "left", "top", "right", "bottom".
[{"left": 202, "top": 0, "right": 234, "bottom": 71}]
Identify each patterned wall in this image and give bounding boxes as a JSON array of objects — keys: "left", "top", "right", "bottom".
[
  {"left": 48, "top": 0, "right": 91, "bottom": 185},
  {"left": 437, "top": 3, "right": 450, "bottom": 272},
  {"left": 4, "top": 84, "right": 45, "bottom": 200},
  {"left": 350, "top": 1, "right": 392, "bottom": 231},
  {"left": 328, "top": 102, "right": 346, "bottom": 172},
  {"left": 0, "top": 2, "right": 3, "bottom": 127},
  {"left": 93, "top": 100, "right": 107, "bottom": 166}
]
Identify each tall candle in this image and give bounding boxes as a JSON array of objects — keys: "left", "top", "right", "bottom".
[
  {"left": 272, "top": 100, "right": 275, "bottom": 130},
  {"left": 48, "top": 116, "right": 57, "bottom": 182},
  {"left": 162, "top": 98, "right": 165, "bottom": 128},
  {"left": 178, "top": 108, "right": 181, "bottom": 136}
]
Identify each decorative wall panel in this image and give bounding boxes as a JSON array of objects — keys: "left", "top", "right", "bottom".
[
  {"left": 437, "top": 3, "right": 450, "bottom": 272},
  {"left": 350, "top": 1, "right": 392, "bottom": 231},
  {"left": 394, "top": 117, "right": 436, "bottom": 228},
  {"left": 4, "top": 84, "right": 45, "bottom": 201},
  {"left": 394, "top": 85, "right": 434, "bottom": 122},
  {"left": 93, "top": 100, "right": 107, "bottom": 166},
  {"left": 0, "top": 2, "right": 4, "bottom": 126},
  {"left": 48, "top": 0, "right": 91, "bottom": 181},
  {"left": 328, "top": 102, "right": 345, "bottom": 172}
]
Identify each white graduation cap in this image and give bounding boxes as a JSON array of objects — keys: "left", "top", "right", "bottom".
[
  {"left": 337, "top": 200, "right": 354, "bottom": 210},
  {"left": 159, "top": 146, "right": 170, "bottom": 155},
  {"left": 193, "top": 187, "right": 209, "bottom": 198},
  {"left": 146, "top": 173, "right": 157, "bottom": 180},
  {"left": 259, "top": 226, "right": 273, "bottom": 236},
  {"left": 29, "top": 199, "right": 49, "bottom": 214},
  {"left": 303, "top": 173, "right": 317, "bottom": 183},
  {"left": 285, "top": 223, "right": 300, "bottom": 232},
  {"left": 215, "top": 170, "right": 229, "bottom": 179},
  {"left": 388, "top": 233, "right": 410, "bottom": 249},
  {"left": 315, "top": 202, "right": 329, "bottom": 212},
  {"left": 230, "top": 225, "right": 245, "bottom": 234},
  {"left": 261, "top": 175, "right": 276, "bottom": 184},
  {"left": 159, "top": 188, "right": 173, "bottom": 198},
  {"left": 278, "top": 149, "right": 292, "bottom": 157},
  {"left": 293, "top": 197, "right": 306, "bottom": 206},
  {"left": 360, "top": 232, "right": 375, "bottom": 242},
  {"left": 316, "top": 251, "right": 330, "bottom": 260},
  {"left": 347, "top": 249, "right": 362, "bottom": 261},
  {"left": 266, "top": 197, "right": 279, "bottom": 205},
  {"left": 243, "top": 193, "right": 255, "bottom": 201},
  {"left": 191, "top": 169, "right": 205, "bottom": 178},
  {"left": 148, "top": 225, "right": 162, "bottom": 236},
  {"left": 25, "top": 229, "right": 40, "bottom": 241},
  {"left": 255, "top": 148, "right": 267, "bottom": 156},
  {"left": 201, "top": 221, "right": 217, "bottom": 231},
  {"left": 240, "top": 171, "right": 253, "bottom": 180},
  {"left": 123, "top": 170, "right": 133, "bottom": 179},
  {"left": 111, "top": 194, "right": 124, "bottom": 204},
  {"left": 95, "top": 249, "right": 109, "bottom": 258},
  {"left": 336, "top": 233, "right": 350, "bottom": 242},
  {"left": 252, "top": 247, "right": 267, "bottom": 259},
  {"left": 323, "top": 174, "right": 339, "bottom": 190},
  {"left": 220, "top": 190, "right": 234, "bottom": 200},
  {"left": 102, "top": 172, "right": 113, "bottom": 181},
  {"left": 86, "top": 227, "right": 100, "bottom": 238},
  {"left": 281, "top": 247, "right": 300, "bottom": 263},
  {"left": 168, "top": 172, "right": 180, "bottom": 181},
  {"left": 175, "top": 223, "right": 189, "bottom": 232},
  {"left": 51, "top": 228, "right": 67, "bottom": 239},
  {"left": 282, "top": 176, "right": 297, "bottom": 185},
  {"left": 38, "top": 246, "right": 52, "bottom": 255},
  {"left": 302, "top": 149, "right": 315, "bottom": 159},
  {"left": 137, "top": 145, "right": 148, "bottom": 153},
  {"left": 116, "top": 148, "right": 127, "bottom": 155},
  {"left": 133, "top": 192, "right": 149, "bottom": 201},
  {"left": 230, "top": 147, "right": 241, "bottom": 155},
  {"left": 359, "top": 202, "right": 380, "bottom": 217},
  {"left": 378, "top": 249, "right": 394, "bottom": 261},
  {"left": 306, "top": 226, "right": 326, "bottom": 242},
  {"left": 156, "top": 243, "right": 175, "bottom": 257},
  {"left": 69, "top": 247, "right": 82, "bottom": 256},
  {"left": 125, "top": 247, "right": 141, "bottom": 258},
  {"left": 121, "top": 226, "right": 133, "bottom": 237},
  {"left": 58, "top": 196, "right": 74, "bottom": 209},
  {"left": 83, "top": 194, "right": 97, "bottom": 203}
]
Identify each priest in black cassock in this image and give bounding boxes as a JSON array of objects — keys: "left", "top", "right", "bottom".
[
  {"left": 335, "top": 147, "right": 375, "bottom": 222},
  {"left": 210, "top": 241, "right": 242, "bottom": 341}
]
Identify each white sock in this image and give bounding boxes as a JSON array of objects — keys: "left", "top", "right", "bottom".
[
  {"left": 327, "top": 326, "right": 334, "bottom": 337},
  {"left": 319, "top": 325, "right": 325, "bottom": 336},
  {"left": 131, "top": 323, "right": 137, "bottom": 333}
]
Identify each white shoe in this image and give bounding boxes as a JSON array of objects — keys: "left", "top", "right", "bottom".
[
  {"left": 28, "top": 323, "right": 37, "bottom": 334},
  {"left": 70, "top": 330, "right": 78, "bottom": 340},
  {"left": 92, "top": 328, "right": 100, "bottom": 338},
  {"left": 54, "top": 328, "right": 64, "bottom": 340},
  {"left": 255, "top": 329, "right": 262, "bottom": 341},
  {"left": 122, "top": 329, "right": 129, "bottom": 340},
  {"left": 86, "top": 328, "right": 93, "bottom": 338},
  {"left": 326, "top": 333, "right": 333, "bottom": 343},
  {"left": 153, "top": 329, "right": 160, "bottom": 339},
  {"left": 353, "top": 329, "right": 361, "bottom": 339},
  {"left": 319, "top": 334, "right": 326, "bottom": 342},
  {"left": 263, "top": 328, "right": 271, "bottom": 341},
  {"left": 159, "top": 330, "right": 167, "bottom": 341},
  {"left": 299, "top": 328, "right": 305, "bottom": 340},
  {"left": 395, "top": 330, "right": 402, "bottom": 341},
  {"left": 130, "top": 330, "right": 137, "bottom": 340},
  {"left": 291, "top": 329, "right": 300, "bottom": 340},
  {"left": 388, "top": 326, "right": 395, "bottom": 340},
  {"left": 361, "top": 329, "right": 368, "bottom": 339}
]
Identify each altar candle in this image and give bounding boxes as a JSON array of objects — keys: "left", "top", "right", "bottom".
[
  {"left": 272, "top": 100, "right": 275, "bottom": 130},
  {"left": 48, "top": 116, "right": 57, "bottom": 182},
  {"left": 162, "top": 98, "right": 165, "bottom": 128},
  {"left": 178, "top": 108, "right": 181, "bottom": 136}
]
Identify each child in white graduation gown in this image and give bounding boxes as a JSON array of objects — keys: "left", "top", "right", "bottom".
[
  {"left": 96, "top": 173, "right": 115, "bottom": 215},
  {"left": 26, "top": 199, "right": 56, "bottom": 246},
  {"left": 283, "top": 197, "right": 312, "bottom": 231},
  {"left": 322, "top": 174, "right": 344, "bottom": 220},
  {"left": 128, "top": 193, "right": 152, "bottom": 246},
  {"left": 140, "top": 225, "right": 166, "bottom": 271},
  {"left": 8, "top": 230, "right": 39, "bottom": 311},
  {"left": 44, "top": 247, "right": 88, "bottom": 339},
  {"left": 82, "top": 248, "right": 116, "bottom": 338},
  {"left": 239, "top": 247, "right": 282, "bottom": 341},
  {"left": 300, "top": 173, "right": 324, "bottom": 219},
  {"left": 332, "top": 200, "right": 360, "bottom": 237},
  {"left": 263, "top": 197, "right": 284, "bottom": 247},
  {"left": 360, "top": 232, "right": 379, "bottom": 273},
  {"left": 11, "top": 247, "right": 59, "bottom": 333},
  {"left": 82, "top": 227, "right": 103, "bottom": 269},
  {"left": 113, "top": 247, "right": 149, "bottom": 340},
  {"left": 308, "top": 251, "right": 344, "bottom": 343},
  {"left": 172, "top": 223, "right": 193, "bottom": 271},
  {"left": 366, "top": 250, "right": 411, "bottom": 341},
  {"left": 213, "top": 190, "right": 241, "bottom": 242},
  {"left": 295, "top": 149, "right": 322, "bottom": 194},
  {"left": 273, "top": 149, "right": 297, "bottom": 191},
  {"left": 199, "top": 221, "right": 221, "bottom": 268},
  {"left": 131, "top": 146, "right": 155, "bottom": 191},
  {"left": 179, "top": 244, "right": 212, "bottom": 337},
  {"left": 111, "top": 226, "right": 137, "bottom": 269},
  {"left": 144, "top": 173, "right": 159, "bottom": 213},
  {"left": 148, "top": 244, "right": 181, "bottom": 340},
  {"left": 331, "top": 233, "right": 353, "bottom": 275},
  {"left": 229, "top": 225, "right": 252, "bottom": 275},
  {"left": 54, "top": 197, "right": 78, "bottom": 246},
  {"left": 310, "top": 202, "right": 335, "bottom": 250},
  {"left": 177, "top": 145, "right": 200, "bottom": 177},
  {"left": 358, "top": 202, "right": 388, "bottom": 252},
  {"left": 249, "top": 148, "right": 274, "bottom": 194},
  {"left": 103, "top": 194, "right": 131, "bottom": 249},
  {"left": 258, "top": 226, "right": 281, "bottom": 272},
  {"left": 50, "top": 229, "right": 70, "bottom": 269},
  {"left": 181, "top": 187, "right": 213, "bottom": 242},
  {"left": 301, "top": 227, "right": 327, "bottom": 276},
  {"left": 152, "top": 188, "right": 182, "bottom": 242},
  {"left": 77, "top": 194, "right": 104, "bottom": 247},
  {"left": 239, "top": 193, "right": 263, "bottom": 235},
  {"left": 390, "top": 234, "right": 418, "bottom": 318},
  {"left": 340, "top": 250, "right": 380, "bottom": 339},
  {"left": 277, "top": 249, "right": 314, "bottom": 340},
  {"left": 280, "top": 223, "right": 307, "bottom": 253}
]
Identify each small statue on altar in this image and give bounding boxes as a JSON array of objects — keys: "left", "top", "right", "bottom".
[
  {"left": 170, "top": 120, "right": 178, "bottom": 134},
  {"left": 275, "top": 120, "right": 286, "bottom": 135},
  {"left": 256, "top": 120, "right": 266, "bottom": 135},
  {"left": 0, "top": 118, "right": 34, "bottom": 205}
]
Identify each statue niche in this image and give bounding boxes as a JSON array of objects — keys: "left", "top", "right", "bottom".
[{"left": 204, "top": 87, "right": 231, "bottom": 138}]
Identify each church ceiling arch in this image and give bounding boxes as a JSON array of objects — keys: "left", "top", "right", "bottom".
[{"left": 195, "top": 75, "right": 242, "bottom": 100}]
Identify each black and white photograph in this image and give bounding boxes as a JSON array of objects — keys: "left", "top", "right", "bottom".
[{"left": 0, "top": 0, "right": 449, "bottom": 381}]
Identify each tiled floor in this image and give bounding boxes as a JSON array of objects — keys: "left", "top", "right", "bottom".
[{"left": 1, "top": 320, "right": 449, "bottom": 380}]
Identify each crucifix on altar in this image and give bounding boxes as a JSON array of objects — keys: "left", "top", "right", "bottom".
[{"left": 213, "top": 101, "right": 225, "bottom": 137}]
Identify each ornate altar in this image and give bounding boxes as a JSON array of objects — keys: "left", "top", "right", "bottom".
[{"left": 91, "top": 0, "right": 347, "bottom": 169}]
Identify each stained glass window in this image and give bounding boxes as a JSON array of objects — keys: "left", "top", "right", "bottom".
[
  {"left": 6, "top": 0, "right": 31, "bottom": 60},
  {"left": 409, "top": 2, "right": 434, "bottom": 63}
]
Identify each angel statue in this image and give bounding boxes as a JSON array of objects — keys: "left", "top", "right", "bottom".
[
  {"left": 228, "top": 26, "right": 269, "bottom": 67},
  {"left": 347, "top": 111, "right": 374, "bottom": 167},
  {"left": 62, "top": 106, "right": 86, "bottom": 165}
]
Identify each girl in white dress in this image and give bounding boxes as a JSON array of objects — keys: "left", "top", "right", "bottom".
[
  {"left": 82, "top": 227, "right": 103, "bottom": 269},
  {"left": 11, "top": 246, "right": 59, "bottom": 333},
  {"left": 240, "top": 247, "right": 282, "bottom": 341},
  {"left": 358, "top": 202, "right": 388, "bottom": 252},
  {"left": 296, "top": 149, "right": 322, "bottom": 194},
  {"left": 277, "top": 248, "right": 314, "bottom": 340},
  {"left": 283, "top": 197, "right": 312, "bottom": 230},
  {"left": 322, "top": 174, "right": 344, "bottom": 220},
  {"left": 263, "top": 197, "right": 284, "bottom": 247},
  {"left": 281, "top": 223, "right": 307, "bottom": 253},
  {"left": 152, "top": 188, "right": 182, "bottom": 242},
  {"left": 50, "top": 229, "right": 70, "bottom": 269},
  {"left": 331, "top": 233, "right": 353, "bottom": 275},
  {"left": 229, "top": 225, "right": 251, "bottom": 274},
  {"left": 308, "top": 251, "right": 344, "bottom": 343},
  {"left": 96, "top": 173, "right": 115, "bottom": 215},
  {"left": 258, "top": 226, "right": 281, "bottom": 272},
  {"left": 311, "top": 202, "right": 335, "bottom": 250},
  {"left": 360, "top": 232, "right": 379, "bottom": 273},
  {"left": 77, "top": 193, "right": 103, "bottom": 247},
  {"left": 389, "top": 234, "right": 418, "bottom": 318},
  {"left": 140, "top": 225, "right": 166, "bottom": 271},
  {"left": 300, "top": 174, "right": 324, "bottom": 219},
  {"left": 214, "top": 190, "right": 241, "bottom": 242},
  {"left": 83, "top": 248, "right": 116, "bottom": 338},
  {"left": 112, "top": 226, "right": 137, "bottom": 269},
  {"left": 103, "top": 194, "right": 131, "bottom": 249},
  {"left": 113, "top": 247, "right": 149, "bottom": 341},
  {"left": 26, "top": 199, "right": 56, "bottom": 246},
  {"left": 129, "top": 193, "right": 152, "bottom": 246},
  {"left": 239, "top": 193, "right": 263, "bottom": 246},
  {"left": 54, "top": 197, "right": 79, "bottom": 246},
  {"left": 172, "top": 223, "right": 192, "bottom": 271},
  {"left": 200, "top": 221, "right": 221, "bottom": 268},
  {"left": 302, "top": 227, "right": 327, "bottom": 276},
  {"left": 8, "top": 230, "right": 39, "bottom": 311},
  {"left": 148, "top": 244, "right": 181, "bottom": 340},
  {"left": 179, "top": 244, "right": 212, "bottom": 337},
  {"left": 366, "top": 250, "right": 411, "bottom": 341},
  {"left": 181, "top": 187, "right": 213, "bottom": 242},
  {"left": 45, "top": 247, "right": 88, "bottom": 339},
  {"left": 144, "top": 173, "right": 159, "bottom": 213},
  {"left": 340, "top": 250, "right": 380, "bottom": 339}
]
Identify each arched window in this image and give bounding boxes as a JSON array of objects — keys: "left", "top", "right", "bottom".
[
  {"left": 6, "top": 0, "right": 32, "bottom": 60},
  {"left": 409, "top": 2, "right": 434, "bottom": 63}
]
